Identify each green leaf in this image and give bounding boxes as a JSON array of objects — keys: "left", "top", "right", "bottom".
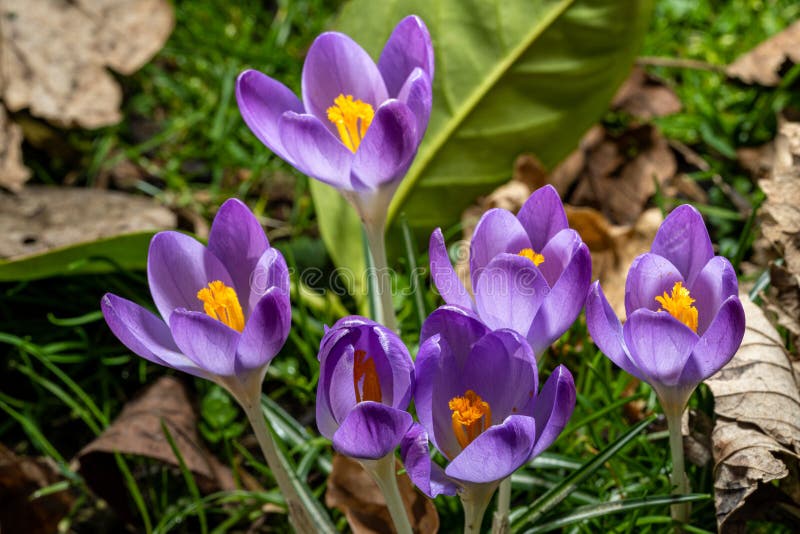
[
  {"left": 312, "top": 0, "right": 654, "bottom": 280},
  {"left": 0, "top": 231, "right": 156, "bottom": 282}
]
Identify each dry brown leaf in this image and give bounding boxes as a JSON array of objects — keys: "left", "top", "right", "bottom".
[
  {"left": 0, "top": 106, "right": 29, "bottom": 191},
  {"left": 0, "top": 0, "right": 173, "bottom": 128},
  {"left": 0, "top": 443, "right": 74, "bottom": 534},
  {"left": 705, "top": 296, "right": 800, "bottom": 531},
  {"left": 567, "top": 206, "right": 662, "bottom": 319},
  {"left": 325, "top": 454, "right": 439, "bottom": 534},
  {"left": 0, "top": 186, "right": 176, "bottom": 259},
  {"left": 611, "top": 66, "right": 682, "bottom": 120},
  {"left": 75, "top": 376, "right": 242, "bottom": 520},
  {"left": 727, "top": 20, "right": 800, "bottom": 86}
]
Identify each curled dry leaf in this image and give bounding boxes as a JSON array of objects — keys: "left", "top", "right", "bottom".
[
  {"left": 75, "top": 376, "right": 241, "bottom": 520},
  {"left": 0, "top": 106, "right": 29, "bottom": 191},
  {"left": 611, "top": 66, "right": 682, "bottom": 120},
  {"left": 727, "top": 20, "right": 800, "bottom": 87},
  {"left": 0, "top": 0, "right": 174, "bottom": 128},
  {"left": 0, "top": 443, "right": 74, "bottom": 534},
  {"left": 705, "top": 296, "right": 800, "bottom": 531},
  {"left": 0, "top": 186, "right": 175, "bottom": 259},
  {"left": 325, "top": 454, "right": 439, "bottom": 534}
]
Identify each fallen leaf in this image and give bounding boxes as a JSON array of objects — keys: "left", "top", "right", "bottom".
[
  {"left": 0, "top": 443, "right": 74, "bottom": 534},
  {"left": 0, "top": 0, "right": 174, "bottom": 128},
  {"left": 727, "top": 20, "right": 800, "bottom": 86},
  {"left": 75, "top": 376, "right": 242, "bottom": 520},
  {"left": 612, "top": 66, "right": 682, "bottom": 120},
  {"left": 567, "top": 206, "right": 662, "bottom": 319},
  {"left": 325, "top": 454, "right": 439, "bottom": 534},
  {"left": 0, "top": 186, "right": 175, "bottom": 259},
  {"left": 705, "top": 296, "right": 800, "bottom": 531},
  {"left": 0, "top": 106, "right": 29, "bottom": 191}
]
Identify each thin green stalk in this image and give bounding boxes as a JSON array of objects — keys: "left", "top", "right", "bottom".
[
  {"left": 364, "top": 221, "right": 397, "bottom": 332},
  {"left": 665, "top": 407, "right": 690, "bottom": 531},
  {"left": 491, "top": 477, "right": 511, "bottom": 534},
  {"left": 359, "top": 454, "right": 413, "bottom": 534},
  {"left": 461, "top": 483, "right": 498, "bottom": 534}
]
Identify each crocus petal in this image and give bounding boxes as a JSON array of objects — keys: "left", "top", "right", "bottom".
[
  {"left": 445, "top": 415, "right": 536, "bottom": 484},
  {"left": 147, "top": 231, "right": 234, "bottom": 322},
  {"left": 537, "top": 228, "right": 583, "bottom": 287},
  {"left": 690, "top": 256, "right": 739, "bottom": 334},
  {"left": 377, "top": 15, "right": 434, "bottom": 97},
  {"left": 301, "top": 32, "right": 388, "bottom": 128},
  {"left": 428, "top": 229, "right": 474, "bottom": 310},
  {"left": 323, "top": 344, "right": 358, "bottom": 435},
  {"left": 623, "top": 309, "right": 699, "bottom": 388},
  {"left": 279, "top": 112, "right": 355, "bottom": 189},
  {"left": 350, "top": 100, "right": 417, "bottom": 189},
  {"left": 469, "top": 209, "right": 531, "bottom": 288},
  {"left": 207, "top": 199, "right": 269, "bottom": 316},
  {"left": 474, "top": 254, "right": 548, "bottom": 336},
  {"left": 529, "top": 365, "right": 575, "bottom": 459},
  {"left": 248, "top": 248, "right": 290, "bottom": 316},
  {"left": 396, "top": 68, "right": 432, "bottom": 143},
  {"left": 169, "top": 310, "right": 239, "bottom": 377},
  {"left": 235, "top": 69, "right": 303, "bottom": 162},
  {"left": 624, "top": 252, "right": 685, "bottom": 316},
  {"left": 461, "top": 330, "right": 538, "bottom": 422},
  {"left": 651, "top": 205, "right": 713, "bottom": 286},
  {"left": 528, "top": 243, "right": 591, "bottom": 356},
  {"left": 101, "top": 294, "right": 208, "bottom": 379},
  {"left": 681, "top": 296, "right": 745, "bottom": 385},
  {"left": 517, "top": 185, "right": 569, "bottom": 252},
  {"left": 236, "top": 288, "right": 291, "bottom": 372},
  {"left": 400, "top": 424, "right": 458, "bottom": 498},
  {"left": 419, "top": 305, "right": 488, "bottom": 361},
  {"left": 332, "top": 402, "right": 413, "bottom": 460},
  {"left": 585, "top": 282, "right": 645, "bottom": 381}
]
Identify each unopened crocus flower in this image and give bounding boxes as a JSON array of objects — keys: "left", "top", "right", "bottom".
[
  {"left": 429, "top": 185, "right": 591, "bottom": 356},
  {"left": 401, "top": 306, "right": 575, "bottom": 532},
  {"left": 585, "top": 204, "right": 744, "bottom": 526},
  {"left": 316, "top": 316, "right": 415, "bottom": 533},
  {"left": 101, "top": 198, "right": 290, "bottom": 402},
  {"left": 236, "top": 15, "right": 433, "bottom": 227}
]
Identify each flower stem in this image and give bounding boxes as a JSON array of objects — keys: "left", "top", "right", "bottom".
[
  {"left": 359, "top": 454, "right": 413, "bottom": 534},
  {"left": 364, "top": 221, "right": 397, "bottom": 332},
  {"left": 242, "top": 400, "right": 336, "bottom": 534},
  {"left": 460, "top": 483, "right": 498, "bottom": 534},
  {"left": 665, "top": 407, "right": 690, "bottom": 531},
  {"left": 490, "top": 477, "right": 511, "bottom": 534}
]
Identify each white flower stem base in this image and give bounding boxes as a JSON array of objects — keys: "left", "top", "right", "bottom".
[
  {"left": 359, "top": 454, "right": 413, "bottom": 534},
  {"left": 461, "top": 483, "right": 499, "bottom": 534},
  {"left": 364, "top": 220, "right": 398, "bottom": 332},
  {"left": 665, "top": 405, "right": 690, "bottom": 531},
  {"left": 491, "top": 476, "right": 511, "bottom": 534}
]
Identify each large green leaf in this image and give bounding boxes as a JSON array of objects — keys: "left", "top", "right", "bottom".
[{"left": 311, "top": 0, "right": 654, "bottom": 286}]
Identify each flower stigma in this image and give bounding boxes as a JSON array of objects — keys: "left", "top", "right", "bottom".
[
  {"left": 655, "top": 281, "right": 698, "bottom": 332},
  {"left": 353, "top": 349, "right": 382, "bottom": 403},
  {"left": 197, "top": 281, "right": 245, "bottom": 332},
  {"left": 326, "top": 94, "right": 374, "bottom": 152},
  {"left": 518, "top": 247, "right": 545, "bottom": 266},
  {"left": 449, "top": 390, "right": 492, "bottom": 450}
]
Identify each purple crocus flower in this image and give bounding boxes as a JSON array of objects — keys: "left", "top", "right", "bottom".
[
  {"left": 401, "top": 306, "right": 576, "bottom": 498},
  {"left": 101, "top": 199, "right": 290, "bottom": 402},
  {"left": 316, "top": 316, "right": 415, "bottom": 460},
  {"left": 585, "top": 204, "right": 745, "bottom": 411},
  {"left": 236, "top": 16, "right": 433, "bottom": 225},
  {"left": 429, "top": 185, "right": 592, "bottom": 357}
]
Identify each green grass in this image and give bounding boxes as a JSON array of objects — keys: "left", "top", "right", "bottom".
[{"left": 3, "top": 0, "right": 799, "bottom": 532}]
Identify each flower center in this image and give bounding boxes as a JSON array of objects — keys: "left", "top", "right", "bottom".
[
  {"left": 326, "top": 94, "right": 374, "bottom": 153},
  {"left": 353, "top": 349, "right": 382, "bottom": 403},
  {"left": 449, "top": 390, "right": 492, "bottom": 449},
  {"left": 197, "top": 281, "right": 245, "bottom": 332},
  {"left": 655, "top": 281, "right": 698, "bottom": 332},
  {"left": 518, "top": 247, "right": 545, "bottom": 266}
]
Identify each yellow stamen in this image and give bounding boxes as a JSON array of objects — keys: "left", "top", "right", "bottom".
[
  {"left": 197, "top": 281, "right": 245, "bottom": 332},
  {"left": 326, "top": 94, "right": 374, "bottom": 152},
  {"left": 518, "top": 247, "right": 545, "bottom": 267},
  {"left": 449, "top": 390, "right": 492, "bottom": 450},
  {"left": 655, "top": 281, "right": 698, "bottom": 332},
  {"left": 353, "top": 350, "right": 382, "bottom": 403}
]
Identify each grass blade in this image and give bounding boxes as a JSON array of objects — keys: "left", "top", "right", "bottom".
[{"left": 159, "top": 420, "right": 208, "bottom": 534}]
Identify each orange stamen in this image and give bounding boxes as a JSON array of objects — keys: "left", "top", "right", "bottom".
[
  {"left": 449, "top": 390, "right": 492, "bottom": 450},
  {"left": 197, "top": 281, "right": 245, "bottom": 332},
  {"left": 326, "top": 94, "right": 374, "bottom": 152},
  {"left": 655, "top": 281, "right": 698, "bottom": 332},
  {"left": 518, "top": 247, "right": 545, "bottom": 266},
  {"left": 353, "top": 349, "right": 382, "bottom": 403}
]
